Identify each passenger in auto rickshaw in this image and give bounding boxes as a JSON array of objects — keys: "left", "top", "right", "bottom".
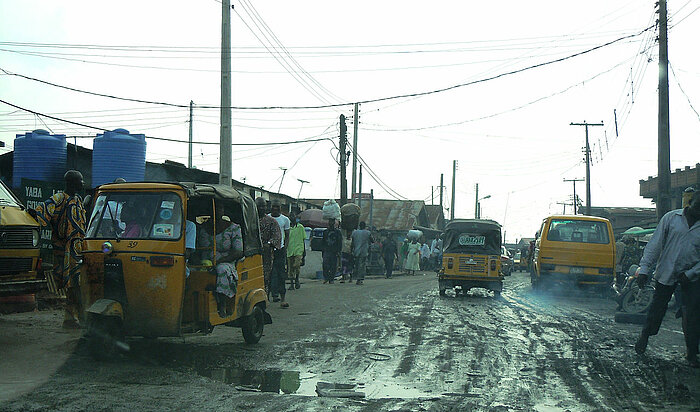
[{"left": 197, "top": 201, "right": 244, "bottom": 317}]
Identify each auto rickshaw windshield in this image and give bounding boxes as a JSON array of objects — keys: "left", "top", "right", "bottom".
[
  {"left": 86, "top": 191, "right": 183, "bottom": 240},
  {"left": 443, "top": 221, "right": 501, "bottom": 255}
]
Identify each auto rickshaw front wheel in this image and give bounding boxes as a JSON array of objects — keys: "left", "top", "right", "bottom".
[
  {"left": 242, "top": 304, "right": 264, "bottom": 344},
  {"left": 87, "top": 315, "right": 124, "bottom": 360}
]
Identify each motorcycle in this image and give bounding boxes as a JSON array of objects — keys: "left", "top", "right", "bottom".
[{"left": 612, "top": 265, "right": 655, "bottom": 313}]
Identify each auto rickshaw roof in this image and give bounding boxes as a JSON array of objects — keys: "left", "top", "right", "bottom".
[
  {"left": 96, "top": 181, "right": 249, "bottom": 202},
  {"left": 179, "top": 182, "right": 247, "bottom": 202},
  {"left": 445, "top": 219, "right": 502, "bottom": 232}
]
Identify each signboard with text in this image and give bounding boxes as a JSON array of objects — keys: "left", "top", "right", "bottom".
[{"left": 20, "top": 178, "right": 63, "bottom": 262}]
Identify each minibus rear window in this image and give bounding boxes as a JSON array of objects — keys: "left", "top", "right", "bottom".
[{"left": 547, "top": 219, "right": 610, "bottom": 244}]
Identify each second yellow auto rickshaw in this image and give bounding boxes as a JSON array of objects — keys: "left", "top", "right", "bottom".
[
  {"left": 78, "top": 182, "right": 271, "bottom": 358},
  {"left": 439, "top": 219, "right": 503, "bottom": 297}
]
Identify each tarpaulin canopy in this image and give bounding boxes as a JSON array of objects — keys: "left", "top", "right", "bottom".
[{"left": 299, "top": 208, "right": 326, "bottom": 228}]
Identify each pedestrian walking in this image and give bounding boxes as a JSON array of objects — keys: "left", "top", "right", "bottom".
[
  {"left": 351, "top": 221, "right": 373, "bottom": 285},
  {"left": 321, "top": 218, "right": 343, "bottom": 284},
  {"left": 420, "top": 242, "right": 431, "bottom": 270},
  {"left": 400, "top": 238, "right": 409, "bottom": 269},
  {"left": 340, "top": 231, "right": 353, "bottom": 283},
  {"left": 634, "top": 190, "right": 700, "bottom": 367},
  {"left": 255, "top": 198, "right": 282, "bottom": 305},
  {"left": 404, "top": 239, "right": 421, "bottom": 275},
  {"left": 430, "top": 236, "right": 443, "bottom": 271},
  {"left": 269, "top": 200, "right": 291, "bottom": 308},
  {"left": 30, "top": 170, "right": 87, "bottom": 329},
  {"left": 382, "top": 235, "right": 398, "bottom": 278},
  {"left": 286, "top": 212, "right": 305, "bottom": 290}
]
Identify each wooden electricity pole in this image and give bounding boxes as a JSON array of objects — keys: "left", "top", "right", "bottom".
[
  {"left": 570, "top": 121, "right": 603, "bottom": 215},
  {"left": 657, "top": 0, "right": 672, "bottom": 218}
]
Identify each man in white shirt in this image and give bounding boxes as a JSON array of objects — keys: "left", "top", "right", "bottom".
[
  {"left": 269, "top": 200, "right": 291, "bottom": 307},
  {"left": 635, "top": 190, "right": 700, "bottom": 367}
]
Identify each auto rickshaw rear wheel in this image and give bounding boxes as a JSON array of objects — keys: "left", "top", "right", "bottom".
[
  {"left": 87, "top": 316, "right": 123, "bottom": 360},
  {"left": 242, "top": 305, "right": 264, "bottom": 344}
]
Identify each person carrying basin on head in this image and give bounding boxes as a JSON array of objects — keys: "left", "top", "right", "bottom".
[
  {"left": 321, "top": 218, "right": 342, "bottom": 284},
  {"left": 634, "top": 190, "right": 700, "bottom": 368}
]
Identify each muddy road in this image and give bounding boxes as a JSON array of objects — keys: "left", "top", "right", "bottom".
[{"left": 2, "top": 270, "right": 699, "bottom": 411}]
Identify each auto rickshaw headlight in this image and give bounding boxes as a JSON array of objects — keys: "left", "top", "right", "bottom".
[
  {"left": 32, "top": 229, "right": 39, "bottom": 247},
  {"left": 447, "top": 258, "right": 454, "bottom": 269},
  {"left": 102, "top": 241, "right": 114, "bottom": 255}
]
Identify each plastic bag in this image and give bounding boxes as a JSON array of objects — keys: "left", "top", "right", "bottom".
[
  {"left": 407, "top": 229, "right": 423, "bottom": 241},
  {"left": 322, "top": 199, "right": 341, "bottom": 220}
]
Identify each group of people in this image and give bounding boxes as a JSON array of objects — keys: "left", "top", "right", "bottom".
[
  {"left": 400, "top": 236, "right": 443, "bottom": 274},
  {"left": 256, "top": 198, "right": 306, "bottom": 309},
  {"left": 320, "top": 219, "right": 374, "bottom": 285},
  {"left": 319, "top": 219, "right": 444, "bottom": 283}
]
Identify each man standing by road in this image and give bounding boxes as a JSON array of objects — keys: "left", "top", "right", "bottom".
[
  {"left": 30, "top": 170, "right": 87, "bottom": 329},
  {"left": 321, "top": 218, "right": 342, "bottom": 284},
  {"left": 382, "top": 234, "right": 398, "bottom": 279},
  {"left": 255, "top": 198, "right": 282, "bottom": 304},
  {"left": 635, "top": 190, "right": 700, "bottom": 367},
  {"left": 351, "top": 221, "right": 373, "bottom": 285},
  {"left": 268, "top": 200, "right": 291, "bottom": 307},
  {"left": 286, "top": 211, "right": 305, "bottom": 290}
]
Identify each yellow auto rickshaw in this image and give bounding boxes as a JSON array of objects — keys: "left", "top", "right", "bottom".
[
  {"left": 78, "top": 182, "right": 271, "bottom": 358},
  {"left": 439, "top": 219, "right": 503, "bottom": 297}
]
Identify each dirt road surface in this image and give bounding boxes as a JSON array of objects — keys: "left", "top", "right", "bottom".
[{"left": 2, "top": 270, "right": 699, "bottom": 411}]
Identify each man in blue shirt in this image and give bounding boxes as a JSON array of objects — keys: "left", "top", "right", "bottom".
[{"left": 635, "top": 190, "right": 700, "bottom": 367}]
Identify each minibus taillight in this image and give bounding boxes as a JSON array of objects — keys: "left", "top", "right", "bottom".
[
  {"left": 447, "top": 258, "right": 454, "bottom": 269},
  {"left": 490, "top": 260, "right": 497, "bottom": 271},
  {"left": 150, "top": 256, "right": 175, "bottom": 267},
  {"left": 36, "top": 257, "right": 42, "bottom": 272}
]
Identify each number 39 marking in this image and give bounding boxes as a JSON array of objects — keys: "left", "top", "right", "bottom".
[{"left": 127, "top": 241, "right": 138, "bottom": 248}]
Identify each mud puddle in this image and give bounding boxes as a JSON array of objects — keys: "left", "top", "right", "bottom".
[{"left": 195, "top": 366, "right": 437, "bottom": 399}]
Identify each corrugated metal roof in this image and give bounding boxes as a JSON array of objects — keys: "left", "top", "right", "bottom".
[{"left": 358, "top": 199, "right": 428, "bottom": 231}]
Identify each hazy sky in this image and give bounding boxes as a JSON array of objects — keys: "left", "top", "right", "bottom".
[{"left": 1, "top": 0, "right": 699, "bottom": 242}]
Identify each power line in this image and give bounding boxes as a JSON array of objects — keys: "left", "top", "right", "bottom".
[
  {"left": 0, "top": 97, "right": 335, "bottom": 147},
  {"left": 0, "top": 27, "right": 654, "bottom": 111}
]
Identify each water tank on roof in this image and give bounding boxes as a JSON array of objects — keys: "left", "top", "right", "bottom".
[
  {"left": 92, "top": 128, "right": 146, "bottom": 187},
  {"left": 12, "top": 129, "right": 67, "bottom": 188}
]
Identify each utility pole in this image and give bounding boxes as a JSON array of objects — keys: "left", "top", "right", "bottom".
[
  {"left": 563, "top": 178, "right": 584, "bottom": 214},
  {"left": 440, "top": 173, "right": 444, "bottom": 214},
  {"left": 369, "top": 189, "right": 374, "bottom": 228},
  {"left": 358, "top": 164, "right": 363, "bottom": 209},
  {"left": 570, "top": 121, "right": 603, "bottom": 215},
  {"left": 474, "top": 183, "right": 479, "bottom": 219},
  {"left": 278, "top": 167, "right": 287, "bottom": 193},
  {"left": 450, "top": 160, "right": 457, "bottom": 220},
  {"left": 657, "top": 0, "right": 672, "bottom": 219},
  {"left": 431, "top": 186, "right": 434, "bottom": 206},
  {"left": 188, "top": 100, "right": 194, "bottom": 169},
  {"left": 339, "top": 114, "right": 348, "bottom": 205},
  {"left": 219, "top": 0, "right": 232, "bottom": 186},
  {"left": 351, "top": 103, "right": 359, "bottom": 199},
  {"left": 556, "top": 201, "right": 570, "bottom": 214},
  {"left": 297, "top": 178, "right": 309, "bottom": 199}
]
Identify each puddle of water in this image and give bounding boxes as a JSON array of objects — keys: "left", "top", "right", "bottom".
[{"left": 195, "top": 366, "right": 437, "bottom": 399}]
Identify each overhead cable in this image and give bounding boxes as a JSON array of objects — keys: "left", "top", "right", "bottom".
[
  {"left": 0, "top": 97, "right": 334, "bottom": 146},
  {"left": 0, "top": 26, "right": 654, "bottom": 111}
]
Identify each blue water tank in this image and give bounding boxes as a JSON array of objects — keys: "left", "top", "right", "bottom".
[
  {"left": 92, "top": 128, "right": 147, "bottom": 187},
  {"left": 12, "top": 129, "right": 67, "bottom": 188}
]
